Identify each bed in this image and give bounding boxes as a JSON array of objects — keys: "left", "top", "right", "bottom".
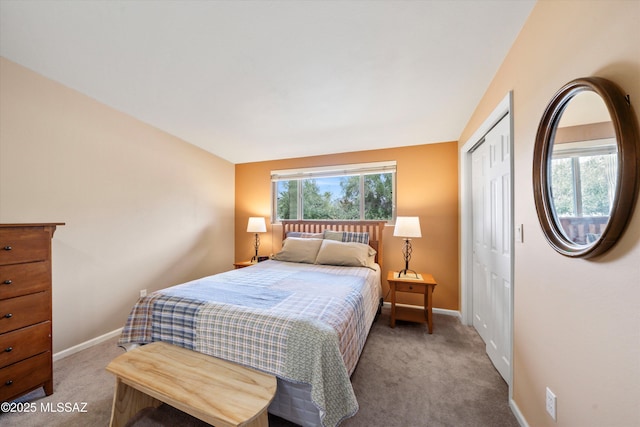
[{"left": 118, "top": 220, "right": 386, "bottom": 427}]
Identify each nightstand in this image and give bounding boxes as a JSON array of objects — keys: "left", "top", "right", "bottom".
[
  {"left": 387, "top": 271, "right": 437, "bottom": 333},
  {"left": 233, "top": 261, "right": 254, "bottom": 269}
]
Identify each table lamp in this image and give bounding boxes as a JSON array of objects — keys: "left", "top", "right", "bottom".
[
  {"left": 247, "top": 217, "right": 267, "bottom": 262},
  {"left": 393, "top": 216, "right": 422, "bottom": 278}
]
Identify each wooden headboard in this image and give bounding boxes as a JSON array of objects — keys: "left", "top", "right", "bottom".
[{"left": 281, "top": 220, "right": 386, "bottom": 268}]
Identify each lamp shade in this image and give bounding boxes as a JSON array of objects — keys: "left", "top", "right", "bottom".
[
  {"left": 246, "top": 217, "right": 267, "bottom": 233},
  {"left": 393, "top": 216, "right": 422, "bottom": 238}
]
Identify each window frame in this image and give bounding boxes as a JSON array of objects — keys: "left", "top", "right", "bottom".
[{"left": 271, "top": 161, "right": 397, "bottom": 223}]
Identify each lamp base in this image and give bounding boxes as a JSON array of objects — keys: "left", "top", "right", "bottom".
[
  {"left": 398, "top": 238, "right": 419, "bottom": 278},
  {"left": 397, "top": 269, "right": 419, "bottom": 279},
  {"left": 251, "top": 233, "right": 260, "bottom": 264}
]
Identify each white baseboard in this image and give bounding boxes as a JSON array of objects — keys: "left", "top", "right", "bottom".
[
  {"left": 53, "top": 327, "right": 123, "bottom": 362},
  {"left": 433, "top": 307, "right": 462, "bottom": 318},
  {"left": 510, "top": 398, "right": 530, "bottom": 427},
  {"left": 382, "top": 301, "right": 461, "bottom": 319}
]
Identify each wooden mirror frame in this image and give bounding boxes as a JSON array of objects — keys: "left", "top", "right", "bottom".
[{"left": 533, "top": 77, "right": 639, "bottom": 258}]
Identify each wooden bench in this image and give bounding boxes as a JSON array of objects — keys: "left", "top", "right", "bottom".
[{"left": 106, "top": 341, "right": 277, "bottom": 427}]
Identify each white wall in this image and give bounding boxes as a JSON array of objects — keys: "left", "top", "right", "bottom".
[
  {"left": 458, "top": 1, "right": 640, "bottom": 426},
  {"left": 0, "top": 57, "right": 236, "bottom": 353}
]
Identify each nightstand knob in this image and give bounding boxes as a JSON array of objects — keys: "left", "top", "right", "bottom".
[
  {"left": 4, "top": 347, "right": 12, "bottom": 353},
  {"left": 3, "top": 313, "right": 12, "bottom": 319},
  {"left": 5, "top": 380, "right": 13, "bottom": 386},
  {"left": 3, "top": 280, "right": 12, "bottom": 285},
  {"left": 3, "top": 246, "right": 11, "bottom": 251},
  {"left": 409, "top": 285, "right": 413, "bottom": 290}
]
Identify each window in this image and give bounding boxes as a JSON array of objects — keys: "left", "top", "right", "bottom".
[
  {"left": 550, "top": 139, "right": 617, "bottom": 218},
  {"left": 272, "top": 161, "right": 396, "bottom": 222}
]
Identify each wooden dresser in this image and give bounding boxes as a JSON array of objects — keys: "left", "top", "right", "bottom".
[{"left": 0, "top": 223, "right": 63, "bottom": 402}]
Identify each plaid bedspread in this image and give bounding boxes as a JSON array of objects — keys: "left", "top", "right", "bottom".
[{"left": 118, "top": 260, "right": 381, "bottom": 427}]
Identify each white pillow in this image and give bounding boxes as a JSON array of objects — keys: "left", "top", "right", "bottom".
[
  {"left": 315, "top": 239, "right": 376, "bottom": 267},
  {"left": 273, "top": 237, "right": 323, "bottom": 264},
  {"left": 323, "top": 230, "right": 344, "bottom": 241}
]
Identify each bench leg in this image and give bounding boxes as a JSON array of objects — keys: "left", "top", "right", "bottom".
[
  {"left": 109, "top": 377, "right": 162, "bottom": 427},
  {"left": 243, "top": 409, "right": 269, "bottom": 427}
]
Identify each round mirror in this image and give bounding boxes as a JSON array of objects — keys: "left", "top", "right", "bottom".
[{"left": 533, "top": 77, "right": 639, "bottom": 258}]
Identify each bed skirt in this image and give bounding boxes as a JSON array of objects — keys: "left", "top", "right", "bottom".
[{"left": 269, "top": 378, "right": 323, "bottom": 426}]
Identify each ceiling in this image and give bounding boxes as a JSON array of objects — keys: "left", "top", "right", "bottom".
[{"left": 0, "top": 0, "right": 535, "bottom": 164}]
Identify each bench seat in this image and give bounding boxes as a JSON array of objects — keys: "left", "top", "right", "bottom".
[{"left": 106, "top": 341, "right": 277, "bottom": 427}]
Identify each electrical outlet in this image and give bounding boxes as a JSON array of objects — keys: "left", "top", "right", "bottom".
[
  {"left": 139, "top": 289, "right": 147, "bottom": 298},
  {"left": 546, "top": 387, "right": 557, "bottom": 421}
]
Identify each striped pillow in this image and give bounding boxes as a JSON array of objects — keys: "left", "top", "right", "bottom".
[
  {"left": 321, "top": 230, "right": 370, "bottom": 244},
  {"left": 343, "top": 231, "right": 369, "bottom": 244}
]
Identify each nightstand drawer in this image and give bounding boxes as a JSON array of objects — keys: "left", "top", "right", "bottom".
[
  {"left": 0, "top": 322, "right": 51, "bottom": 369},
  {"left": 0, "top": 229, "right": 49, "bottom": 266},
  {"left": 0, "top": 262, "right": 50, "bottom": 300},
  {"left": 0, "top": 292, "right": 50, "bottom": 334},
  {"left": 395, "top": 282, "right": 427, "bottom": 294},
  {"left": 0, "top": 351, "right": 51, "bottom": 402}
]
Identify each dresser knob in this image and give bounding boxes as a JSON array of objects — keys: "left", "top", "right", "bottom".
[
  {"left": 3, "top": 313, "right": 12, "bottom": 319},
  {"left": 4, "top": 347, "right": 12, "bottom": 353},
  {"left": 3, "top": 246, "right": 11, "bottom": 251},
  {"left": 5, "top": 380, "right": 13, "bottom": 386},
  {"left": 3, "top": 280, "right": 11, "bottom": 285},
  {"left": 409, "top": 285, "right": 413, "bottom": 290}
]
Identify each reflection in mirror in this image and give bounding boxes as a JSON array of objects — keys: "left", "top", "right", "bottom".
[{"left": 549, "top": 91, "right": 617, "bottom": 246}]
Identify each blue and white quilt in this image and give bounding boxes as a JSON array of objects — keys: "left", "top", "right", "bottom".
[{"left": 119, "top": 260, "right": 381, "bottom": 427}]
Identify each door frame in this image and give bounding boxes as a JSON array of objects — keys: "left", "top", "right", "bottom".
[{"left": 459, "top": 91, "right": 514, "bottom": 383}]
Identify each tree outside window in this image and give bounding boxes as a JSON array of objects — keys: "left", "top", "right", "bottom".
[
  {"left": 551, "top": 153, "right": 616, "bottom": 218},
  {"left": 273, "top": 167, "right": 394, "bottom": 222}
]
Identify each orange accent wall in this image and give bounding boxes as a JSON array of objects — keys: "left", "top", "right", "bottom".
[{"left": 235, "top": 142, "right": 459, "bottom": 311}]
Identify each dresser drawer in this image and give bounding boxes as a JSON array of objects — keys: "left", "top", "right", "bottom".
[
  {"left": 0, "top": 292, "right": 50, "bottom": 334},
  {"left": 395, "top": 282, "right": 427, "bottom": 294},
  {"left": 0, "top": 262, "right": 50, "bottom": 300},
  {"left": 0, "top": 322, "right": 51, "bottom": 369},
  {"left": 0, "top": 229, "right": 49, "bottom": 266},
  {"left": 0, "top": 351, "right": 51, "bottom": 402}
]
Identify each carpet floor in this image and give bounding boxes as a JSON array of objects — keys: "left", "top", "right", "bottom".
[{"left": 0, "top": 308, "right": 518, "bottom": 427}]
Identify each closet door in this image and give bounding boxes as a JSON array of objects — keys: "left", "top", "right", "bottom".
[
  {"left": 472, "top": 140, "right": 490, "bottom": 344},
  {"left": 471, "top": 115, "right": 512, "bottom": 383}
]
